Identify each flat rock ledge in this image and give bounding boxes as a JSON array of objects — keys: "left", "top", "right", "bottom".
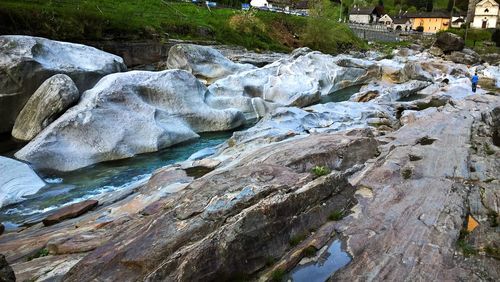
[{"left": 43, "top": 200, "right": 99, "bottom": 226}]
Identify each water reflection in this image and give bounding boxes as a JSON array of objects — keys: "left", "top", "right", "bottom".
[{"left": 289, "top": 239, "right": 351, "bottom": 282}]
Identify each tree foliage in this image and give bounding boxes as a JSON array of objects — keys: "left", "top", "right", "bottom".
[
  {"left": 492, "top": 29, "right": 500, "bottom": 47},
  {"left": 303, "top": 0, "right": 364, "bottom": 53}
]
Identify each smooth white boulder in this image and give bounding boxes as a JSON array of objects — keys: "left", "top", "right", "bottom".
[
  {"left": 12, "top": 74, "right": 80, "bottom": 141},
  {"left": 15, "top": 70, "right": 245, "bottom": 171},
  {"left": 0, "top": 35, "right": 126, "bottom": 134},
  {"left": 0, "top": 156, "right": 45, "bottom": 208},
  {"left": 166, "top": 44, "right": 256, "bottom": 84},
  {"left": 208, "top": 51, "right": 381, "bottom": 117}
]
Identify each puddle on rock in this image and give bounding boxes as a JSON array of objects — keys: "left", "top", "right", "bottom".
[{"left": 287, "top": 239, "right": 351, "bottom": 282}]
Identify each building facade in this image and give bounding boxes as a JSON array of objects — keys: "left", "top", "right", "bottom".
[
  {"left": 407, "top": 11, "right": 451, "bottom": 33},
  {"left": 349, "top": 7, "right": 380, "bottom": 24},
  {"left": 471, "top": 0, "right": 499, "bottom": 28},
  {"left": 379, "top": 14, "right": 393, "bottom": 26}
]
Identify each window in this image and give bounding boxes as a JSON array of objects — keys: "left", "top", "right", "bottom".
[{"left": 485, "top": 9, "right": 489, "bottom": 12}]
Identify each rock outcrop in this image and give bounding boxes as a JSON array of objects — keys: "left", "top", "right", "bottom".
[
  {"left": 352, "top": 80, "right": 431, "bottom": 102},
  {"left": 434, "top": 32, "right": 465, "bottom": 53},
  {"left": 63, "top": 130, "right": 379, "bottom": 281},
  {"left": 332, "top": 95, "right": 500, "bottom": 281},
  {"left": 207, "top": 52, "right": 381, "bottom": 116},
  {"left": 12, "top": 74, "right": 80, "bottom": 141},
  {"left": 15, "top": 70, "right": 245, "bottom": 171},
  {"left": 0, "top": 156, "right": 45, "bottom": 208},
  {"left": 0, "top": 44, "right": 499, "bottom": 282},
  {"left": 43, "top": 200, "right": 99, "bottom": 226},
  {"left": 445, "top": 48, "right": 481, "bottom": 66},
  {"left": 213, "top": 45, "right": 285, "bottom": 67},
  {"left": 166, "top": 44, "right": 255, "bottom": 84},
  {"left": 0, "top": 254, "right": 15, "bottom": 282},
  {"left": 0, "top": 35, "right": 126, "bottom": 134}
]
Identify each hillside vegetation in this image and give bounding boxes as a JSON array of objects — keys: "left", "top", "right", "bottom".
[{"left": 0, "top": 0, "right": 365, "bottom": 54}]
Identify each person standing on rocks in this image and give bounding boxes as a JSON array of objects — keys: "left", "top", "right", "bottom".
[{"left": 471, "top": 72, "right": 479, "bottom": 93}]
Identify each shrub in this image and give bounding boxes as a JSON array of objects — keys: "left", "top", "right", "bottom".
[
  {"left": 229, "top": 9, "right": 265, "bottom": 34},
  {"left": 311, "top": 165, "right": 330, "bottom": 177},
  {"left": 492, "top": 29, "right": 500, "bottom": 47},
  {"left": 328, "top": 210, "right": 345, "bottom": 221}
]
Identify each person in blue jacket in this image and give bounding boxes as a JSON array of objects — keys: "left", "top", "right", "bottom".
[{"left": 471, "top": 72, "right": 479, "bottom": 93}]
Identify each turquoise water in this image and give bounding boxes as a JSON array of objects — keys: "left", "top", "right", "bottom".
[
  {"left": 0, "top": 86, "right": 361, "bottom": 229},
  {"left": 288, "top": 239, "right": 352, "bottom": 282},
  {"left": 0, "top": 131, "right": 233, "bottom": 227}
]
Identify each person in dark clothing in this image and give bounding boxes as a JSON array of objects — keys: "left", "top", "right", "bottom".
[{"left": 471, "top": 72, "right": 479, "bottom": 93}]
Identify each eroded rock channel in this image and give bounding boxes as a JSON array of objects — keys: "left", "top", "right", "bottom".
[{"left": 0, "top": 36, "right": 499, "bottom": 281}]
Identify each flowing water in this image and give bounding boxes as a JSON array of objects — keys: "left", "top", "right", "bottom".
[
  {"left": 288, "top": 239, "right": 352, "bottom": 282},
  {"left": 0, "top": 85, "right": 363, "bottom": 229},
  {"left": 0, "top": 131, "right": 232, "bottom": 228}
]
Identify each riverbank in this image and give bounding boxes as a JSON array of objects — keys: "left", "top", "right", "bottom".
[
  {"left": 0, "top": 0, "right": 365, "bottom": 54},
  {"left": 0, "top": 35, "right": 499, "bottom": 281}
]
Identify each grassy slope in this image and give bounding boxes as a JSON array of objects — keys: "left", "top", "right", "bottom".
[{"left": 0, "top": 0, "right": 364, "bottom": 53}]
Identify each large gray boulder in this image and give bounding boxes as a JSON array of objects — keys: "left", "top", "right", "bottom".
[
  {"left": 401, "top": 61, "right": 434, "bottom": 82},
  {"left": 0, "top": 35, "right": 126, "bottom": 134},
  {"left": 445, "top": 48, "right": 481, "bottom": 65},
  {"left": 12, "top": 74, "right": 80, "bottom": 141},
  {"left": 434, "top": 32, "right": 465, "bottom": 53},
  {"left": 166, "top": 44, "right": 256, "bottom": 84},
  {"left": 0, "top": 156, "right": 45, "bottom": 208},
  {"left": 213, "top": 102, "right": 397, "bottom": 162},
  {"left": 351, "top": 80, "right": 432, "bottom": 102},
  {"left": 15, "top": 70, "right": 245, "bottom": 171},
  {"left": 207, "top": 52, "right": 381, "bottom": 117}
]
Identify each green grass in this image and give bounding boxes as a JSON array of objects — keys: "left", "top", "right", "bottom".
[
  {"left": 328, "top": 210, "right": 346, "bottom": 221},
  {"left": 27, "top": 248, "right": 49, "bottom": 261},
  {"left": 302, "top": 245, "right": 317, "bottom": 257},
  {"left": 0, "top": 0, "right": 364, "bottom": 53},
  {"left": 311, "top": 165, "right": 331, "bottom": 177},
  {"left": 270, "top": 269, "right": 286, "bottom": 282},
  {"left": 289, "top": 233, "right": 307, "bottom": 246}
]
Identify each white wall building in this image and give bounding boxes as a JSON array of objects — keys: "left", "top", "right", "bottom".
[
  {"left": 379, "top": 14, "right": 393, "bottom": 26},
  {"left": 349, "top": 7, "right": 379, "bottom": 24},
  {"left": 471, "top": 0, "right": 499, "bottom": 28},
  {"left": 250, "top": 0, "right": 268, "bottom": 8}
]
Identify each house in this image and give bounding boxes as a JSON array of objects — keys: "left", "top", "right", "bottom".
[
  {"left": 349, "top": 7, "right": 381, "bottom": 24},
  {"left": 471, "top": 0, "right": 499, "bottom": 28},
  {"left": 451, "top": 12, "right": 467, "bottom": 28},
  {"left": 407, "top": 11, "right": 451, "bottom": 33},
  {"left": 379, "top": 14, "right": 393, "bottom": 27},
  {"left": 392, "top": 16, "right": 412, "bottom": 31},
  {"left": 250, "top": 0, "right": 268, "bottom": 8}
]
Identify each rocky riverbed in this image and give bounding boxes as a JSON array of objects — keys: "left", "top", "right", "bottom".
[{"left": 0, "top": 34, "right": 499, "bottom": 281}]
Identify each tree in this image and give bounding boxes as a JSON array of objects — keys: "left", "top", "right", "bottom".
[
  {"left": 446, "top": 0, "right": 454, "bottom": 12},
  {"left": 492, "top": 29, "right": 500, "bottom": 47},
  {"left": 425, "top": 0, "right": 433, "bottom": 12},
  {"left": 303, "top": 0, "right": 360, "bottom": 53}
]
